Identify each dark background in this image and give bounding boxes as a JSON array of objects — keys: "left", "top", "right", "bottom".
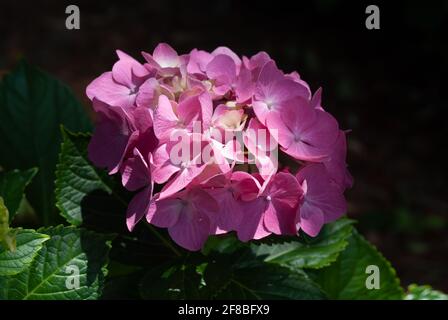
[{"left": 1, "top": 0, "right": 447, "bottom": 291}]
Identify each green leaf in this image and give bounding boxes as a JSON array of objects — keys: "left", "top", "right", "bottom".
[
  {"left": 0, "top": 225, "right": 112, "bottom": 300},
  {"left": 309, "top": 230, "right": 404, "bottom": 299},
  {"left": 0, "top": 229, "right": 49, "bottom": 276},
  {"left": 204, "top": 250, "right": 327, "bottom": 300},
  {"left": 202, "top": 233, "right": 243, "bottom": 256},
  {"left": 404, "top": 284, "right": 448, "bottom": 300},
  {"left": 0, "top": 168, "right": 37, "bottom": 219},
  {"left": 140, "top": 263, "right": 204, "bottom": 300},
  {"left": 0, "top": 61, "right": 92, "bottom": 225},
  {"left": 251, "top": 218, "right": 354, "bottom": 269},
  {"left": 56, "top": 128, "right": 115, "bottom": 226},
  {"left": 0, "top": 197, "right": 16, "bottom": 251}
]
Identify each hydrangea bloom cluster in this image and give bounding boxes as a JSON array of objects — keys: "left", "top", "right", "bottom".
[{"left": 86, "top": 43, "right": 353, "bottom": 251}]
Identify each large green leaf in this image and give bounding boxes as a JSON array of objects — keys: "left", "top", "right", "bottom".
[
  {"left": 0, "top": 61, "right": 92, "bottom": 225},
  {"left": 56, "top": 128, "right": 114, "bottom": 226},
  {"left": 309, "top": 230, "right": 404, "bottom": 299},
  {"left": 0, "top": 168, "right": 37, "bottom": 219},
  {"left": 251, "top": 218, "right": 354, "bottom": 269},
  {"left": 0, "top": 229, "right": 49, "bottom": 276},
  {"left": 0, "top": 225, "right": 112, "bottom": 300},
  {"left": 404, "top": 284, "right": 448, "bottom": 300},
  {"left": 204, "top": 250, "right": 327, "bottom": 300}
]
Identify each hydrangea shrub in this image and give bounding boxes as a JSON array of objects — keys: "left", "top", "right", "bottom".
[{"left": 0, "top": 52, "right": 442, "bottom": 300}]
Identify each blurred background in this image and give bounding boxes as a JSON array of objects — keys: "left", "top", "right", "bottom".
[{"left": 1, "top": 0, "right": 447, "bottom": 291}]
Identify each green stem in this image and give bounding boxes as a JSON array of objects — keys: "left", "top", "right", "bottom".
[{"left": 145, "top": 223, "right": 182, "bottom": 257}]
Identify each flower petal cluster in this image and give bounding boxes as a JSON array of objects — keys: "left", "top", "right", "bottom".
[{"left": 87, "top": 44, "right": 353, "bottom": 251}]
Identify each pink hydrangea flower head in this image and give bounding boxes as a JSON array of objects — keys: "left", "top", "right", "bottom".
[{"left": 86, "top": 43, "right": 352, "bottom": 250}]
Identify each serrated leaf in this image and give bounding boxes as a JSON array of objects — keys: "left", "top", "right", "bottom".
[
  {"left": 0, "top": 168, "right": 37, "bottom": 219},
  {"left": 0, "top": 197, "right": 15, "bottom": 251},
  {"left": 204, "top": 250, "right": 327, "bottom": 300},
  {"left": 0, "top": 61, "right": 92, "bottom": 225},
  {"left": 0, "top": 229, "right": 49, "bottom": 276},
  {"left": 309, "top": 230, "right": 404, "bottom": 299},
  {"left": 251, "top": 218, "right": 354, "bottom": 269},
  {"left": 404, "top": 284, "right": 448, "bottom": 300},
  {"left": 0, "top": 225, "right": 112, "bottom": 300},
  {"left": 56, "top": 128, "right": 115, "bottom": 226}
]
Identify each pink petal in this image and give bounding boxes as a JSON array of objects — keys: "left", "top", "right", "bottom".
[
  {"left": 151, "top": 144, "right": 181, "bottom": 184},
  {"left": 261, "top": 172, "right": 302, "bottom": 234},
  {"left": 235, "top": 65, "right": 254, "bottom": 103},
  {"left": 146, "top": 197, "right": 182, "bottom": 228},
  {"left": 177, "top": 95, "right": 202, "bottom": 129},
  {"left": 187, "top": 49, "right": 213, "bottom": 75},
  {"left": 88, "top": 100, "right": 138, "bottom": 174},
  {"left": 256, "top": 60, "right": 283, "bottom": 86},
  {"left": 297, "top": 201, "right": 325, "bottom": 237},
  {"left": 112, "top": 58, "right": 135, "bottom": 88},
  {"left": 121, "top": 149, "right": 150, "bottom": 191},
  {"left": 262, "top": 201, "right": 296, "bottom": 235},
  {"left": 115, "top": 50, "right": 149, "bottom": 78},
  {"left": 231, "top": 171, "right": 261, "bottom": 201},
  {"left": 158, "top": 162, "right": 206, "bottom": 199},
  {"left": 236, "top": 198, "right": 271, "bottom": 241},
  {"left": 207, "top": 188, "right": 242, "bottom": 232},
  {"left": 323, "top": 131, "right": 353, "bottom": 190},
  {"left": 136, "top": 78, "right": 159, "bottom": 108},
  {"left": 206, "top": 54, "right": 237, "bottom": 85},
  {"left": 126, "top": 186, "right": 152, "bottom": 231},
  {"left": 211, "top": 47, "right": 242, "bottom": 69},
  {"left": 153, "top": 43, "right": 179, "bottom": 68},
  {"left": 199, "top": 91, "right": 213, "bottom": 131},
  {"left": 168, "top": 205, "right": 210, "bottom": 251},
  {"left": 296, "top": 164, "right": 347, "bottom": 223},
  {"left": 86, "top": 72, "right": 135, "bottom": 108},
  {"left": 153, "top": 95, "right": 179, "bottom": 141},
  {"left": 311, "top": 87, "right": 323, "bottom": 110}
]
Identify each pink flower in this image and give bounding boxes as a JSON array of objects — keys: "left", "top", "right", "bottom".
[
  {"left": 146, "top": 187, "right": 218, "bottom": 251},
  {"left": 86, "top": 43, "right": 352, "bottom": 250},
  {"left": 86, "top": 50, "right": 150, "bottom": 108},
  {"left": 323, "top": 130, "right": 354, "bottom": 190},
  {"left": 236, "top": 172, "right": 303, "bottom": 241},
  {"left": 142, "top": 43, "right": 183, "bottom": 76},
  {"left": 202, "top": 171, "right": 260, "bottom": 233},
  {"left": 153, "top": 94, "right": 202, "bottom": 142},
  {"left": 252, "top": 61, "right": 310, "bottom": 124},
  {"left": 187, "top": 49, "right": 214, "bottom": 77},
  {"left": 243, "top": 118, "right": 278, "bottom": 179},
  {"left": 205, "top": 54, "right": 253, "bottom": 101},
  {"left": 88, "top": 99, "right": 139, "bottom": 174},
  {"left": 122, "top": 149, "right": 153, "bottom": 231},
  {"left": 266, "top": 97, "right": 339, "bottom": 162},
  {"left": 151, "top": 134, "right": 209, "bottom": 199},
  {"left": 295, "top": 164, "right": 347, "bottom": 237}
]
